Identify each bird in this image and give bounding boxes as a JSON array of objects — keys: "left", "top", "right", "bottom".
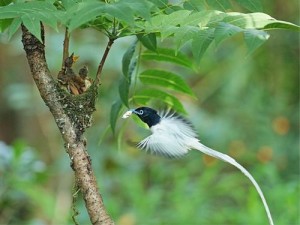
[{"left": 122, "top": 106, "right": 274, "bottom": 225}]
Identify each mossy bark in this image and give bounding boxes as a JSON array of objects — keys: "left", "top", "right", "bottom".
[{"left": 21, "top": 24, "right": 114, "bottom": 225}]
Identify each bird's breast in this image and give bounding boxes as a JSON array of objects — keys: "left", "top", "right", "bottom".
[{"left": 150, "top": 123, "right": 166, "bottom": 134}]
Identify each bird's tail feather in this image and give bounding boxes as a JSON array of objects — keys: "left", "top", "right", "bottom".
[{"left": 193, "top": 141, "right": 274, "bottom": 225}]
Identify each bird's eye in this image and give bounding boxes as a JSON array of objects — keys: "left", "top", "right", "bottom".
[{"left": 139, "top": 110, "right": 143, "bottom": 115}]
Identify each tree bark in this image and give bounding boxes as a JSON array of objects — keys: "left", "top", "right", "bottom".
[{"left": 21, "top": 25, "right": 114, "bottom": 225}]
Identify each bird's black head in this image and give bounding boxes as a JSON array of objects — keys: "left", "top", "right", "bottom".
[{"left": 132, "top": 107, "right": 161, "bottom": 127}]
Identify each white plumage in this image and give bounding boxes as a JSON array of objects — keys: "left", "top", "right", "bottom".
[
  {"left": 122, "top": 108, "right": 274, "bottom": 225},
  {"left": 138, "top": 112, "right": 197, "bottom": 157}
]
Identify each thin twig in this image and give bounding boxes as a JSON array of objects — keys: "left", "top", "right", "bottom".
[
  {"left": 94, "top": 38, "right": 115, "bottom": 86},
  {"left": 71, "top": 182, "right": 80, "bottom": 225},
  {"left": 41, "top": 22, "right": 45, "bottom": 45},
  {"left": 62, "top": 27, "right": 70, "bottom": 67}
]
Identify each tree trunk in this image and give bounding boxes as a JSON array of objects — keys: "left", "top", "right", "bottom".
[{"left": 21, "top": 25, "right": 114, "bottom": 225}]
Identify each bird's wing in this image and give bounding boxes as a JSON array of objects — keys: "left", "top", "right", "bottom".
[
  {"left": 137, "top": 115, "right": 200, "bottom": 158},
  {"left": 190, "top": 141, "right": 274, "bottom": 225},
  {"left": 137, "top": 132, "right": 189, "bottom": 158},
  {"left": 137, "top": 119, "right": 192, "bottom": 158}
]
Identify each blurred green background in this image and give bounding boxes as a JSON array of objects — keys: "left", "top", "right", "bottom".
[{"left": 0, "top": 1, "right": 299, "bottom": 225}]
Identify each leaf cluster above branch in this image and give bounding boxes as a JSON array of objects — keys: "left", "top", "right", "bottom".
[
  {"left": 0, "top": 0, "right": 299, "bottom": 47},
  {"left": 1, "top": 0, "right": 299, "bottom": 133}
]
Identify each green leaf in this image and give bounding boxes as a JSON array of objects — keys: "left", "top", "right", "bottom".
[
  {"left": 0, "top": 18, "right": 12, "bottom": 32},
  {"left": 0, "top": 1, "right": 57, "bottom": 19},
  {"left": 183, "top": 0, "right": 206, "bottom": 12},
  {"left": 68, "top": 0, "right": 152, "bottom": 31},
  {"left": 0, "top": 0, "right": 12, "bottom": 7},
  {"left": 133, "top": 88, "right": 186, "bottom": 113},
  {"left": 0, "top": 4, "right": 21, "bottom": 19},
  {"left": 144, "top": 10, "right": 225, "bottom": 39},
  {"left": 122, "top": 40, "right": 137, "bottom": 80},
  {"left": 137, "top": 33, "right": 157, "bottom": 52},
  {"left": 160, "top": 25, "right": 178, "bottom": 40},
  {"left": 21, "top": 14, "right": 42, "bottom": 42},
  {"left": 147, "top": 0, "right": 168, "bottom": 8},
  {"left": 174, "top": 26, "right": 199, "bottom": 50},
  {"left": 244, "top": 29, "right": 270, "bottom": 56},
  {"left": 119, "top": 78, "right": 130, "bottom": 107},
  {"left": 68, "top": 2, "right": 106, "bottom": 31},
  {"left": 0, "top": 1, "right": 58, "bottom": 31},
  {"left": 7, "top": 17, "right": 21, "bottom": 40},
  {"left": 263, "top": 21, "right": 300, "bottom": 31},
  {"left": 181, "top": 10, "right": 224, "bottom": 27},
  {"left": 119, "top": 0, "right": 152, "bottom": 21},
  {"left": 214, "top": 22, "right": 243, "bottom": 45},
  {"left": 110, "top": 100, "right": 123, "bottom": 133},
  {"left": 142, "top": 48, "right": 193, "bottom": 69},
  {"left": 61, "top": 0, "right": 78, "bottom": 10},
  {"left": 34, "top": 11, "right": 58, "bottom": 31},
  {"left": 160, "top": 10, "right": 191, "bottom": 26},
  {"left": 160, "top": 10, "right": 191, "bottom": 25},
  {"left": 206, "top": 0, "right": 232, "bottom": 11},
  {"left": 104, "top": 2, "right": 134, "bottom": 25},
  {"left": 235, "top": 0, "right": 263, "bottom": 12},
  {"left": 144, "top": 10, "right": 191, "bottom": 34},
  {"left": 139, "top": 69, "right": 195, "bottom": 96},
  {"left": 223, "top": 12, "right": 300, "bottom": 31},
  {"left": 192, "top": 28, "right": 214, "bottom": 62},
  {"left": 199, "top": 10, "right": 226, "bottom": 27}
]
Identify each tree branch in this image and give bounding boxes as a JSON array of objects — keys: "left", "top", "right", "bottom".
[
  {"left": 62, "top": 27, "right": 70, "bottom": 67},
  {"left": 21, "top": 24, "right": 114, "bottom": 225},
  {"left": 94, "top": 38, "right": 115, "bottom": 86}
]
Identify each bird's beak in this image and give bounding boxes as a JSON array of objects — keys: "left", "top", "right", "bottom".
[{"left": 122, "top": 109, "right": 135, "bottom": 119}]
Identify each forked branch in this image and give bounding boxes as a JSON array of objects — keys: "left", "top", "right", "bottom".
[{"left": 21, "top": 24, "right": 114, "bottom": 225}]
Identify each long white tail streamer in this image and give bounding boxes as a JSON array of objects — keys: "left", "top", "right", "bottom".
[{"left": 191, "top": 141, "right": 274, "bottom": 225}]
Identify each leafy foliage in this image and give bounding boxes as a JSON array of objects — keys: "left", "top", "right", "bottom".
[
  {"left": 214, "top": 22, "right": 243, "bottom": 45},
  {"left": 0, "top": 0, "right": 298, "bottom": 132},
  {"left": 139, "top": 69, "right": 194, "bottom": 96},
  {"left": 0, "top": 0, "right": 298, "bottom": 54},
  {"left": 0, "top": 1, "right": 58, "bottom": 41},
  {"left": 136, "top": 33, "right": 157, "bottom": 52},
  {"left": 122, "top": 39, "right": 137, "bottom": 80},
  {"left": 133, "top": 88, "right": 186, "bottom": 113},
  {"left": 1, "top": 0, "right": 298, "bottom": 132},
  {"left": 0, "top": 0, "right": 298, "bottom": 44},
  {"left": 141, "top": 48, "right": 194, "bottom": 68},
  {"left": 111, "top": 45, "right": 197, "bottom": 131}
]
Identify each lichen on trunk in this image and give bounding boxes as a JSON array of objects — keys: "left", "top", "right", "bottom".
[{"left": 21, "top": 24, "right": 114, "bottom": 225}]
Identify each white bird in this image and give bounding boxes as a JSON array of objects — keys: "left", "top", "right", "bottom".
[{"left": 122, "top": 106, "right": 274, "bottom": 225}]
